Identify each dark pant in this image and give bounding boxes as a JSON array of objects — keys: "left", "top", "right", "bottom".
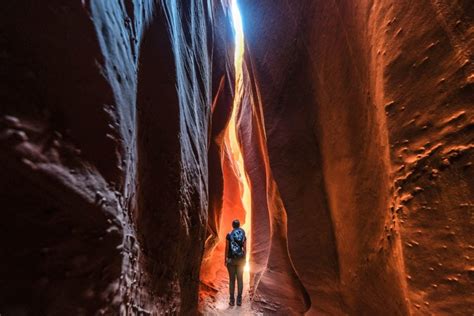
[{"left": 227, "top": 263, "right": 244, "bottom": 300}]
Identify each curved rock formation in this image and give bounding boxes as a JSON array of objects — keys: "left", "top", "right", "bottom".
[
  {"left": 239, "top": 0, "right": 472, "bottom": 314},
  {"left": 0, "top": 0, "right": 472, "bottom": 315},
  {"left": 0, "top": 0, "right": 216, "bottom": 314}
]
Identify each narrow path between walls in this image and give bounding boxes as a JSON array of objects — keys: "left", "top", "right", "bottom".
[
  {"left": 202, "top": 0, "right": 256, "bottom": 313},
  {"left": 201, "top": 267, "right": 256, "bottom": 315}
]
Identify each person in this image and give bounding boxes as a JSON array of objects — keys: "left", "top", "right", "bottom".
[{"left": 225, "top": 219, "right": 246, "bottom": 306}]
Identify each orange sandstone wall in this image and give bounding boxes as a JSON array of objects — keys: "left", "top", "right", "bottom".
[
  {"left": 239, "top": 0, "right": 472, "bottom": 315},
  {"left": 0, "top": 0, "right": 471, "bottom": 314}
]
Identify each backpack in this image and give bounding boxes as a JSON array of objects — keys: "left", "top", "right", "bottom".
[{"left": 229, "top": 228, "right": 245, "bottom": 259}]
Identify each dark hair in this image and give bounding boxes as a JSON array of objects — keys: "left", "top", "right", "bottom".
[{"left": 232, "top": 219, "right": 240, "bottom": 228}]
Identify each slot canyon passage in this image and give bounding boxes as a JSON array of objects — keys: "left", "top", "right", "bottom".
[{"left": 0, "top": 0, "right": 472, "bottom": 315}]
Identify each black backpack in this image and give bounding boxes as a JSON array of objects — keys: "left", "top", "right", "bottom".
[{"left": 229, "top": 228, "right": 245, "bottom": 258}]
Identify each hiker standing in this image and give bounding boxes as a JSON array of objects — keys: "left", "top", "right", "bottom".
[{"left": 225, "top": 219, "right": 246, "bottom": 306}]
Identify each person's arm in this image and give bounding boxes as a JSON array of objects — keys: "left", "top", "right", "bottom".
[{"left": 225, "top": 239, "right": 229, "bottom": 266}]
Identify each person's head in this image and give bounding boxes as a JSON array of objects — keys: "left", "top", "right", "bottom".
[{"left": 232, "top": 219, "right": 240, "bottom": 229}]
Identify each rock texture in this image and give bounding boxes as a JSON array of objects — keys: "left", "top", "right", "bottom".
[
  {"left": 381, "top": 1, "right": 473, "bottom": 314},
  {"left": 0, "top": 0, "right": 472, "bottom": 315},
  {"left": 0, "top": 0, "right": 216, "bottom": 314},
  {"left": 239, "top": 0, "right": 473, "bottom": 314}
]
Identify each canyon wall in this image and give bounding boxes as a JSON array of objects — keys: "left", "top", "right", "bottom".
[
  {"left": 240, "top": 0, "right": 472, "bottom": 315},
  {"left": 380, "top": 1, "right": 473, "bottom": 314},
  {"left": 0, "top": 0, "right": 471, "bottom": 315},
  {"left": 0, "top": 0, "right": 217, "bottom": 314}
]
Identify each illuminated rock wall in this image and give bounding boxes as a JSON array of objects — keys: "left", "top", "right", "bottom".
[
  {"left": 0, "top": 0, "right": 471, "bottom": 315},
  {"left": 240, "top": 0, "right": 473, "bottom": 314}
]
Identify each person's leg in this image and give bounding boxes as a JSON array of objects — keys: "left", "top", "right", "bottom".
[
  {"left": 227, "top": 264, "right": 236, "bottom": 305},
  {"left": 236, "top": 264, "right": 244, "bottom": 305}
]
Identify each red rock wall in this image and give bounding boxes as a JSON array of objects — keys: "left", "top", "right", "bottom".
[
  {"left": 0, "top": 0, "right": 471, "bottom": 315},
  {"left": 239, "top": 0, "right": 472, "bottom": 314},
  {"left": 240, "top": 61, "right": 312, "bottom": 314},
  {"left": 0, "top": 0, "right": 217, "bottom": 314},
  {"left": 200, "top": 0, "right": 235, "bottom": 286},
  {"left": 380, "top": 1, "right": 473, "bottom": 314}
]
